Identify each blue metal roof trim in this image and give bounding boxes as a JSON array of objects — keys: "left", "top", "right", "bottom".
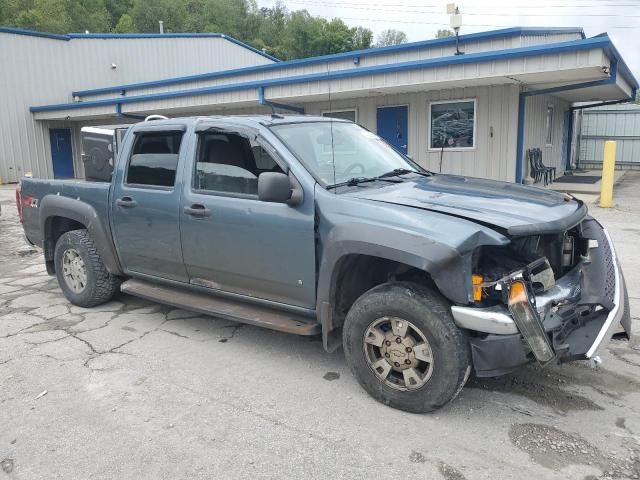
[
  {"left": 71, "top": 26, "right": 585, "bottom": 98},
  {"left": 604, "top": 42, "right": 639, "bottom": 89},
  {"left": 0, "top": 27, "right": 71, "bottom": 40},
  {"left": 216, "top": 34, "right": 280, "bottom": 62},
  {"left": 66, "top": 32, "right": 280, "bottom": 62},
  {"left": 0, "top": 27, "right": 279, "bottom": 62},
  {"left": 67, "top": 32, "right": 223, "bottom": 38},
  {"left": 32, "top": 36, "right": 614, "bottom": 113}
]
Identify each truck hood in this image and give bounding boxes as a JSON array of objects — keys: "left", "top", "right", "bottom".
[{"left": 349, "top": 174, "right": 587, "bottom": 236}]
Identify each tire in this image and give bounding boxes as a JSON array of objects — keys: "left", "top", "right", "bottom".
[
  {"left": 54, "top": 229, "right": 120, "bottom": 308},
  {"left": 343, "top": 281, "right": 471, "bottom": 413}
]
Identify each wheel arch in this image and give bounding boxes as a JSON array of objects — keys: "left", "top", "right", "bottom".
[
  {"left": 39, "top": 195, "right": 123, "bottom": 276},
  {"left": 316, "top": 235, "right": 472, "bottom": 352}
]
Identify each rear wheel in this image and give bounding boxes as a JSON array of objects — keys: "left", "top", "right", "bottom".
[
  {"left": 54, "top": 229, "right": 120, "bottom": 307},
  {"left": 343, "top": 282, "right": 471, "bottom": 413}
]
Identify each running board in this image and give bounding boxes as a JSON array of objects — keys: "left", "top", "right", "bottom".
[{"left": 120, "top": 279, "right": 321, "bottom": 336}]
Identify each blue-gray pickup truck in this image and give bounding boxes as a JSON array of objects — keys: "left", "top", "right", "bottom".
[{"left": 17, "top": 115, "right": 630, "bottom": 413}]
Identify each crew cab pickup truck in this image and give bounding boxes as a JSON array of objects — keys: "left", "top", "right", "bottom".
[{"left": 18, "top": 115, "right": 630, "bottom": 413}]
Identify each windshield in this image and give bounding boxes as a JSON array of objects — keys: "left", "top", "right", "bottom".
[{"left": 270, "top": 121, "right": 422, "bottom": 187}]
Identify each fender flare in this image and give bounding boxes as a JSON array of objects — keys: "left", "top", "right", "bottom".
[
  {"left": 315, "top": 223, "right": 482, "bottom": 351},
  {"left": 39, "top": 195, "right": 123, "bottom": 276}
]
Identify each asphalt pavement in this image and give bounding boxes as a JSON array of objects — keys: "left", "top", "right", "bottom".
[{"left": 1, "top": 177, "right": 639, "bottom": 480}]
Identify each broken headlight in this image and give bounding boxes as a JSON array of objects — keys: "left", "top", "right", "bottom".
[{"left": 508, "top": 280, "right": 555, "bottom": 364}]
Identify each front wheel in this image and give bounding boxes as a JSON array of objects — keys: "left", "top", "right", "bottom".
[
  {"left": 343, "top": 282, "right": 471, "bottom": 413},
  {"left": 54, "top": 229, "right": 120, "bottom": 308}
]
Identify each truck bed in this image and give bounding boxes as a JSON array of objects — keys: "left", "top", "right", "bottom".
[{"left": 20, "top": 178, "right": 111, "bottom": 247}]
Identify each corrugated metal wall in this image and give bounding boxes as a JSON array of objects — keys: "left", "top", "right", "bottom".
[
  {"left": 0, "top": 33, "right": 273, "bottom": 183},
  {"left": 576, "top": 104, "right": 640, "bottom": 168},
  {"left": 522, "top": 94, "right": 571, "bottom": 180},
  {"left": 111, "top": 85, "right": 520, "bottom": 181},
  {"left": 0, "top": 29, "right": 588, "bottom": 183},
  {"left": 301, "top": 84, "right": 520, "bottom": 181}
]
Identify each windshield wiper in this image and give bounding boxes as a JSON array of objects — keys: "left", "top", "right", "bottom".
[
  {"left": 377, "top": 168, "right": 433, "bottom": 179},
  {"left": 326, "top": 176, "right": 401, "bottom": 190}
]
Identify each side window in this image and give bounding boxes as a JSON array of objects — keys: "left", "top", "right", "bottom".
[
  {"left": 126, "top": 131, "right": 183, "bottom": 187},
  {"left": 322, "top": 109, "right": 357, "bottom": 123},
  {"left": 545, "top": 105, "right": 554, "bottom": 146},
  {"left": 429, "top": 100, "right": 475, "bottom": 149},
  {"left": 194, "top": 131, "right": 284, "bottom": 196}
]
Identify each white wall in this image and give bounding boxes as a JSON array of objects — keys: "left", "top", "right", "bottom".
[
  {"left": 522, "top": 94, "right": 571, "bottom": 181},
  {"left": 0, "top": 32, "right": 273, "bottom": 183},
  {"left": 302, "top": 84, "right": 520, "bottom": 182}
]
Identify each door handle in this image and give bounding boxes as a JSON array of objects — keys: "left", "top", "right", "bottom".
[
  {"left": 116, "top": 196, "right": 137, "bottom": 207},
  {"left": 183, "top": 204, "right": 210, "bottom": 217}
]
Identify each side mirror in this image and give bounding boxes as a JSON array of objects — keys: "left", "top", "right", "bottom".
[{"left": 258, "top": 172, "right": 303, "bottom": 206}]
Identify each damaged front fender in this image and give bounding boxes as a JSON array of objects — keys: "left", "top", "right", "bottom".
[{"left": 314, "top": 189, "right": 509, "bottom": 350}]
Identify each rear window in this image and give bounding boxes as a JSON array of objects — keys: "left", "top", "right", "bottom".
[{"left": 126, "top": 132, "right": 183, "bottom": 187}]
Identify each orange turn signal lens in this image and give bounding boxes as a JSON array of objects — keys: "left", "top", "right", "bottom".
[
  {"left": 472, "top": 274, "right": 484, "bottom": 302},
  {"left": 508, "top": 280, "right": 528, "bottom": 305}
]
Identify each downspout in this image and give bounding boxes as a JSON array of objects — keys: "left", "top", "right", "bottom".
[
  {"left": 515, "top": 61, "right": 619, "bottom": 183},
  {"left": 257, "top": 86, "right": 305, "bottom": 114},
  {"left": 114, "top": 103, "right": 145, "bottom": 120}
]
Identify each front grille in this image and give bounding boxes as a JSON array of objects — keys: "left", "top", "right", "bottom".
[{"left": 601, "top": 237, "right": 615, "bottom": 304}]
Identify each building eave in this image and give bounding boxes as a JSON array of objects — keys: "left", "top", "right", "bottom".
[
  {"left": 0, "top": 27, "right": 279, "bottom": 62},
  {"left": 32, "top": 35, "right": 633, "bottom": 115},
  {"left": 70, "top": 26, "right": 586, "bottom": 98}
]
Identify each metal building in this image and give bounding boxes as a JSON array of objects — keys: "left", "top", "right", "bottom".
[
  {"left": 0, "top": 28, "right": 277, "bottom": 183},
  {"left": 573, "top": 103, "right": 640, "bottom": 169},
  {"left": 2, "top": 26, "right": 637, "bottom": 184}
]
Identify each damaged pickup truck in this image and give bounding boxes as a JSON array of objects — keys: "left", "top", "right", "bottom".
[{"left": 17, "top": 115, "right": 630, "bottom": 413}]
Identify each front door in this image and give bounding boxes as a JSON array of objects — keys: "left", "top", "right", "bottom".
[
  {"left": 377, "top": 106, "right": 408, "bottom": 155},
  {"left": 50, "top": 128, "right": 74, "bottom": 178},
  {"left": 180, "top": 127, "right": 316, "bottom": 308},
  {"left": 110, "top": 126, "right": 188, "bottom": 282}
]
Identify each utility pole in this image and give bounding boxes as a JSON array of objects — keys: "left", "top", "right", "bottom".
[{"left": 159, "top": 20, "right": 164, "bottom": 34}]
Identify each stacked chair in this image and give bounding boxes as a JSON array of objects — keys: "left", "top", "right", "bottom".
[{"left": 527, "top": 148, "right": 556, "bottom": 185}]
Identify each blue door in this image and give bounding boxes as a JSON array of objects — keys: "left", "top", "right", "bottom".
[
  {"left": 49, "top": 128, "right": 74, "bottom": 178},
  {"left": 377, "top": 106, "right": 408, "bottom": 155}
]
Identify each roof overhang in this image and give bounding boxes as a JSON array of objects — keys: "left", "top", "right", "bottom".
[{"left": 30, "top": 32, "right": 637, "bottom": 122}]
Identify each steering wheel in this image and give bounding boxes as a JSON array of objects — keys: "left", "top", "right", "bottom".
[{"left": 343, "top": 163, "right": 365, "bottom": 176}]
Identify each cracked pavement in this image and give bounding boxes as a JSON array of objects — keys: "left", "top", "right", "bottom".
[{"left": 2, "top": 176, "right": 640, "bottom": 480}]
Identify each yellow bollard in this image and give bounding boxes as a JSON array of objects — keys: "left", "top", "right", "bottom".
[{"left": 600, "top": 140, "right": 617, "bottom": 208}]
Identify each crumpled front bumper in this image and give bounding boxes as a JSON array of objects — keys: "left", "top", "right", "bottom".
[{"left": 451, "top": 218, "right": 629, "bottom": 377}]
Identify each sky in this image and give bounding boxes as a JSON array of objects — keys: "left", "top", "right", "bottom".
[{"left": 256, "top": 0, "right": 640, "bottom": 83}]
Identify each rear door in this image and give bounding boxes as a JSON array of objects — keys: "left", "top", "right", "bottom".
[
  {"left": 110, "top": 124, "right": 189, "bottom": 282},
  {"left": 49, "top": 128, "right": 74, "bottom": 178}
]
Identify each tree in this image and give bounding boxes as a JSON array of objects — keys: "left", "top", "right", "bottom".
[
  {"left": 350, "top": 26, "right": 373, "bottom": 51},
  {"left": 105, "top": 0, "right": 133, "bottom": 30},
  {"left": 435, "top": 29, "right": 453, "bottom": 38},
  {"left": 13, "top": 0, "right": 73, "bottom": 33},
  {"left": 113, "top": 13, "right": 135, "bottom": 32},
  {"left": 321, "top": 18, "right": 355, "bottom": 54},
  {"left": 282, "top": 10, "right": 324, "bottom": 58},
  {"left": 0, "top": 0, "right": 379, "bottom": 59},
  {"left": 67, "top": 0, "right": 111, "bottom": 33},
  {"left": 130, "top": 0, "right": 186, "bottom": 33},
  {"left": 375, "top": 29, "right": 407, "bottom": 47}
]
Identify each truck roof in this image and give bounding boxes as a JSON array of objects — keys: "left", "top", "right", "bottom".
[{"left": 129, "top": 114, "right": 349, "bottom": 130}]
